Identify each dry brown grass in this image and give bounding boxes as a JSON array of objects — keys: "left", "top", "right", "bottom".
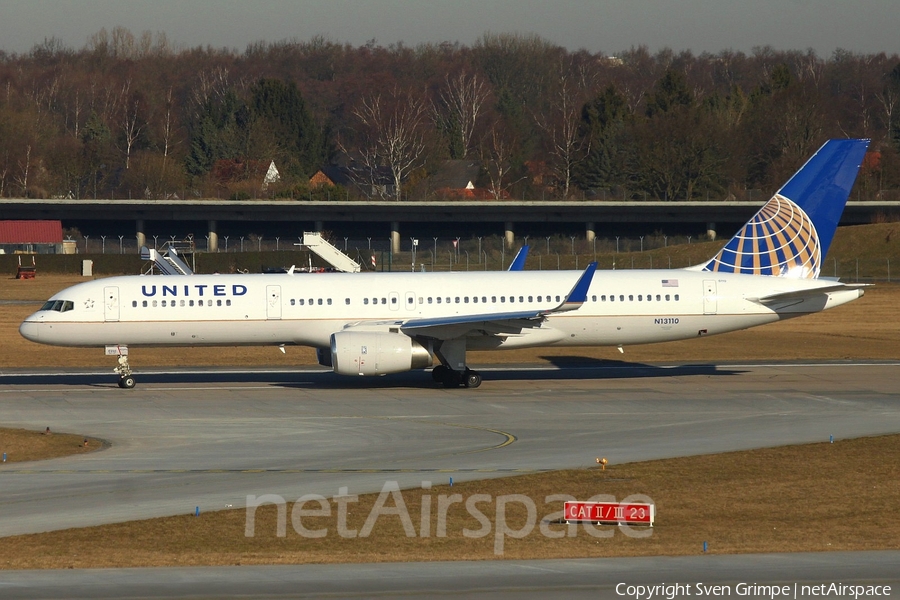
[
  {"left": 1, "top": 434, "right": 897, "bottom": 569},
  {"left": 0, "top": 428, "right": 105, "bottom": 463}
]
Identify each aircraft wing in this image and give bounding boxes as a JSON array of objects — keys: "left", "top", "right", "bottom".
[
  {"left": 399, "top": 262, "right": 596, "bottom": 339},
  {"left": 338, "top": 263, "right": 596, "bottom": 341}
]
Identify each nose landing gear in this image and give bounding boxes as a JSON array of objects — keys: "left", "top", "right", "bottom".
[{"left": 112, "top": 348, "right": 136, "bottom": 389}]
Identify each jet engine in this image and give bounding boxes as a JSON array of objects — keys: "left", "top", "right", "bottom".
[{"left": 330, "top": 331, "right": 432, "bottom": 376}]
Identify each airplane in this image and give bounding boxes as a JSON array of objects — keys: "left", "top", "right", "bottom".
[{"left": 20, "top": 139, "right": 870, "bottom": 390}]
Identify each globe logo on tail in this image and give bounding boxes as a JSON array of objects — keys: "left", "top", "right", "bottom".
[{"left": 703, "top": 194, "right": 821, "bottom": 279}]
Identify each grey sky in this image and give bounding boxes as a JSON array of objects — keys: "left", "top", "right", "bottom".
[{"left": 1, "top": 0, "right": 898, "bottom": 57}]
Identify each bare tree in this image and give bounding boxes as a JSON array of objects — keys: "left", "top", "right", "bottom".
[
  {"left": 118, "top": 81, "right": 145, "bottom": 170},
  {"left": 436, "top": 70, "right": 490, "bottom": 158},
  {"left": 15, "top": 144, "right": 31, "bottom": 194},
  {"left": 480, "top": 121, "right": 522, "bottom": 200},
  {"left": 346, "top": 89, "right": 428, "bottom": 201},
  {"left": 534, "top": 69, "right": 588, "bottom": 198}
]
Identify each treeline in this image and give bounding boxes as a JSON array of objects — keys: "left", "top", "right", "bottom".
[{"left": 1, "top": 27, "right": 899, "bottom": 201}]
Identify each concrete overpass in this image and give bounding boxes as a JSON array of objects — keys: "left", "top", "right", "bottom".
[{"left": 2, "top": 198, "right": 898, "bottom": 253}]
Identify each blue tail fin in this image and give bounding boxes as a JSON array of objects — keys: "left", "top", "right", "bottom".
[{"left": 701, "top": 139, "right": 869, "bottom": 279}]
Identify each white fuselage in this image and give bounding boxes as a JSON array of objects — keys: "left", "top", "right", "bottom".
[{"left": 19, "top": 269, "right": 862, "bottom": 351}]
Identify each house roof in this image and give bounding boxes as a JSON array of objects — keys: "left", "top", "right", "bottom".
[
  {"left": 0, "top": 220, "right": 63, "bottom": 244},
  {"left": 431, "top": 160, "right": 481, "bottom": 189}
]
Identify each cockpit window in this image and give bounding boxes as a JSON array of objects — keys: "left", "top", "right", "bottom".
[{"left": 40, "top": 300, "right": 74, "bottom": 312}]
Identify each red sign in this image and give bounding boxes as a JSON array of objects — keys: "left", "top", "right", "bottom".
[{"left": 564, "top": 501, "right": 654, "bottom": 526}]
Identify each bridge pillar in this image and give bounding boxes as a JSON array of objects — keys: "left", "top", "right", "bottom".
[
  {"left": 504, "top": 222, "right": 515, "bottom": 249},
  {"left": 136, "top": 219, "right": 146, "bottom": 251},
  {"left": 585, "top": 222, "right": 596, "bottom": 243},
  {"left": 207, "top": 220, "right": 218, "bottom": 252},
  {"left": 390, "top": 222, "right": 401, "bottom": 254},
  {"left": 706, "top": 222, "right": 717, "bottom": 241},
  {"left": 314, "top": 220, "right": 324, "bottom": 232}
]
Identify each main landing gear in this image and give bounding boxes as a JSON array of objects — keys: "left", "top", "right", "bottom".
[
  {"left": 114, "top": 353, "right": 136, "bottom": 389},
  {"left": 431, "top": 365, "right": 482, "bottom": 388},
  {"left": 431, "top": 339, "right": 482, "bottom": 388}
]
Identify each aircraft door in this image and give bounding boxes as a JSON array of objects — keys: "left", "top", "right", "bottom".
[
  {"left": 389, "top": 292, "right": 400, "bottom": 311},
  {"left": 703, "top": 280, "right": 717, "bottom": 315},
  {"left": 405, "top": 291, "right": 416, "bottom": 311},
  {"left": 266, "top": 285, "right": 282, "bottom": 320},
  {"left": 103, "top": 286, "right": 120, "bottom": 322}
]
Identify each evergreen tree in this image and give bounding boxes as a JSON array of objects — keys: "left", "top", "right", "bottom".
[
  {"left": 575, "top": 85, "right": 628, "bottom": 191},
  {"left": 248, "top": 78, "right": 326, "bottom": 179}
]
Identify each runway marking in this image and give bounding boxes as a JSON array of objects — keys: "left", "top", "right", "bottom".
[
  {"left": 360, "top": 416, "right": 517, "bottom": 455},
  {"left": 0, "top": 467, "right": 550, "bottom": 475}
]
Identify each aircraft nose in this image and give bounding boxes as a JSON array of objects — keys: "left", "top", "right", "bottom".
[{"left": 19, "top": 320, "right": 40, "bottom": 342}]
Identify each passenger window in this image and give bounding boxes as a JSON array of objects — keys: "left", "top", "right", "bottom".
[
  {"left": 436, "top": 297, "right": 441, "bottom": 304},
  {"left": 227, "top": 299, "right": 232, "bottom": 306},
  {"left": 665, "top": 294, "right": 670, "bottom": 301},
  {"left": 492, "top": 296, "right": 497, "bottom": 303},
  {"left": 132, "top": 301, "right": 137, "bottom": 308},
  {"left": 189, "top": 300, "right": 194, "bottom": 307},
  {"left": 152, "top": 300, "right": 158, "bottom": 307},
  {"left": 217, "top": 299, "right": 222, "bottom": 306},
  {"left": 408, "top": 296, "right": 414, "bottom": 303},
  {"left": 455, "top": 297, "right": 460, "bottom": 304},
  {"left": 629, "top": 295, "right": 634, "bottom": 301},
  {"left": 610, "top": 295, "right": 615, "bottom": 302},
  {"left": 656, "top": 295, "right": 661, "bottom": 301},
  {"left": 290, "top": 299, "right": 295, "bottom": 306},
  {"left": 465, "top": 297, "right": 469, "bottom": 303},
  {"left": 509, "top": 296, "right": 515, "bottom": 303},
  {"left": 675, "top": 294, "right": 680, "bottom": 301},
  {"left": 556, "top": 295, "right": 561, "bottom": 302},
  {"left": 501, "top": 296, "right": 505, "bottom": 303},
  {"left": 619, "top": 295, "right": 624, "bottom": 302},
  {"left": 345, "top": 298, "right": 350, "bottom": 305},
  {"left": 318, "top": 299, "right": 323, "bottom": 306},
  {"left": 638, "top": 295, "right": 642, "bottom": 301},
  {"left": 601, "top": 295, "right": 606, "bottom": 301},
  {"left": 427, "top": 297, "right": 432, "bottom": 304},
  {"left": 143, "top": 300, "right": 148, "bottom": 307},
  {"left": 382, "top": 298, "right": 387, "bottom": 305},
  {"left": 419, "top": 297, "right": 424, "bottom": 304},
  {"left": 391, "top": 297, "right": 397, "bottom": 305},
  {"left": 519, "top": 296, "right": 524, "bottom": 302},
  {"left": 180, "top": 300, "right": 186, "bottom": 307},
  {"left": 482, "top": 296, "right": 487, "bottom": 303},
  {"left": 528, "top": 296, "right": 533, "bottom": 302},
  {"left": 161, "top": 300, "right": 167, "bottom": 307},
  {"left": 327, "top": 299, "right": 332, "bottom": 306},
  {"left": 364, "top": 298, "right": 369, "bottom": 305}
]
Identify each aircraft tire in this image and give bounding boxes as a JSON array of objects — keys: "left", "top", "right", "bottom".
[
  {"left": 119, "top": 376, "right": 136, "bottom": 389},
  {"left": 464, "top": 371, "right": 482, "bottom": 388}
]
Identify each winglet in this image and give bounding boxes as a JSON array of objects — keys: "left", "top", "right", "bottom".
[
  {"left": 507, "top": 245, "right": 530, "bottom": 271},
  {"left": 552, "top": 262, "right": 596, "bottom": 312}
]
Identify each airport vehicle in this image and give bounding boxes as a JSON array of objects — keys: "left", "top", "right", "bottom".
[{"left": 20, "top": 139, "right": 869, "bottom": 389}]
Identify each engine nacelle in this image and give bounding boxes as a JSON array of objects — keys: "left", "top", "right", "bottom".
[{"left": 330, "top": 331, "right": 432, "bottom": 376}]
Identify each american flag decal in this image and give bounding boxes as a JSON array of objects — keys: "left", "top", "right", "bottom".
[{"left": 661, "top": 279, "right": 679, "bottom": 288}]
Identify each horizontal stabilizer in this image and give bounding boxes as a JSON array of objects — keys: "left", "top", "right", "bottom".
[{"left": 748, "top": 284, "right": 867, "bottom": 306}]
